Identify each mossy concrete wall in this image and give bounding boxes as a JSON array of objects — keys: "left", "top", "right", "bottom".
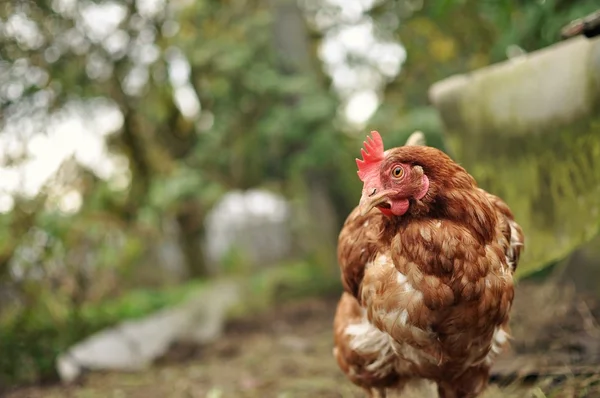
[{"left": 429, "top": 36, "right": 600, "bottom": 278}]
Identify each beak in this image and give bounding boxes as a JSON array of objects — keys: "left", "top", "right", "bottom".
[{"left": 359, "top": 191, "right": 390, "bottom": 216}]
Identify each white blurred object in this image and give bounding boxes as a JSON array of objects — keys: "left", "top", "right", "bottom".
[
  {"left": 204, "top": 189, "right": 292, "bottom": 271},
  {"left": 56, "top": 279, "right": 241, "bottom": 383},
  {"left": 405, "top": 130, "right": 426, "bottom": 146},
  {"left": 506, "top": 44, "right": 527, "bottom": 60}
]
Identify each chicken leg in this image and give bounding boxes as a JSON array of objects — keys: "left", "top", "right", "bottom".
[
  {"left": 436, "top": 365, "right": 490, "bottom": 398},
  {"left": 364, "top": 387, "right": 387, "bottom": 398}
]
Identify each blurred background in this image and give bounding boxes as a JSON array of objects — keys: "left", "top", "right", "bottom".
[{"left": 0, "top": 0, "right": 599, "bottom": 397}]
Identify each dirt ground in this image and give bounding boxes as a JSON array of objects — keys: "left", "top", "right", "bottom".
[{"left": 6, "top": 280, "right": 600, "bottom": 398}]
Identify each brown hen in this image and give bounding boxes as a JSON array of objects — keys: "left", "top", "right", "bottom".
[{"left": 333, "top": 131, "right": 524, "bottom": 398}]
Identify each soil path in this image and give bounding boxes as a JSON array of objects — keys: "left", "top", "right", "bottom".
[{"left": 7, "top": 281, "right": 600, "bottom": 398}]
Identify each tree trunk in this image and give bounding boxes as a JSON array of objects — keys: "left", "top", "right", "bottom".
[
  {"left": 268, "top": 0, "right": 339, "bottom": 267},
  {"left": 175, "top": 199, "right": 209, "bottom": 278}
]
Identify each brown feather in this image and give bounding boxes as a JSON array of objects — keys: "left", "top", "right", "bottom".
[{"left": 333, "top": 144, "right": 525, "bottom": 398}]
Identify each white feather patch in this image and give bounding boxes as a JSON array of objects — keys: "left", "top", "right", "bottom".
[
  {"left": 396, "top": 271, "right": 417, "bottom": 293},
  {"left": 345, "top": 317, "right": 396, "bottom": 375},
  {"left": 506, "top": 219, "right": 522, "bottom": 272},
  {"left": 396, "top": 272, "right": 408, "bottom": 285},
  {"left": 484, "top": 327, "right": 510, "bottom": 365}
]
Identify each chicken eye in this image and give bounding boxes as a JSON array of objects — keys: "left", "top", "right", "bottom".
[{"left": 392, "top": 166, "right": 404, "bottom": 178}]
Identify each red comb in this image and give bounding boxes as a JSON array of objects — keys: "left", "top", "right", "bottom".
[{"left": 356, "top": 131, "right": 384, "bottom": 181}]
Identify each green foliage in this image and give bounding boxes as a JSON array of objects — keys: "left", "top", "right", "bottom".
[
  {"left": 219, "top": 246, "right": 252, "bottom": 275},
  {"left": 0, "top": 280, "right": 204, "bottom": 387},
  {"left": 0, "top": 0, "right": 350, "bottom": 387},
  {"left": 227, "top": 259, "right": 342, "bottom": 319},
  {"left": 0, "top": 258, "right": 339, "bottom": 388},
  {"left": 371, "top": 0, "right": 600, "bottom": 108},
  {"left": 370, "top": 106, "right": 447, "bottom": 151}
]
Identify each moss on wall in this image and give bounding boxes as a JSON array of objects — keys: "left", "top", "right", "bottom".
[
  {"left": 431, "top": 36, "right": 600, "bottom": 278},
  {"left": 446, "top": 117, "right": 600, "bottom": 278}
]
